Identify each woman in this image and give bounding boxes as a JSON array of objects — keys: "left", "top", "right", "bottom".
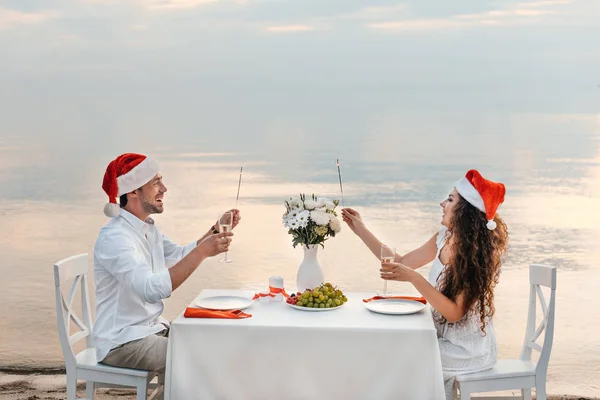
[{"left": 341, "top": 169, "right": 508, "bottom": 400}]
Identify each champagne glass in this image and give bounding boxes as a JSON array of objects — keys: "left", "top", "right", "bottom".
[
  {"left": 218, "top": 211, "right": 233, "bottom": 263},
  {"left": 380, "top": 245, "right": 396, "bottom": 296}
]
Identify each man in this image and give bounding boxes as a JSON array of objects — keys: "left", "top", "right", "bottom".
[{"left": 93, "top": 152, "right": 240, "bottom": 373}]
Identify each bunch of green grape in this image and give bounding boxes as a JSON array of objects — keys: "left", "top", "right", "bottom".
[{"left": 287, "top": 282, "right": 348, "bottom": 308}]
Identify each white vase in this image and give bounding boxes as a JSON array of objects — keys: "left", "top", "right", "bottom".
[{"left": 296, "top": 244, "right": 324, "bottom": 292}]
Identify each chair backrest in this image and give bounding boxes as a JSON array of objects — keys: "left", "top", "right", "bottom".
[
  {"left": 54, "top": 253, "right": 93, "bottom": 371},
  {"left": 519, "top": 264, "right": 557, "bottom": 379}
]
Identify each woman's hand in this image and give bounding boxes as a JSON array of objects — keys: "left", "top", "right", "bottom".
[
  {"left": 380, "top": 262, "right": 418, "bottom": 282},
  {"left": 341, "top": 208, "right": 366, "bottom": 234}
]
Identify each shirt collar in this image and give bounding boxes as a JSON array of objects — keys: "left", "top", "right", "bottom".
[{"left": 120, "top": 208, "right": 155, "bottom": 233}]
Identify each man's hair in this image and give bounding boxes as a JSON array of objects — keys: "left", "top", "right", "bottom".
[{"left": 119, "top": 186, "right": 143, "bottom": 208}]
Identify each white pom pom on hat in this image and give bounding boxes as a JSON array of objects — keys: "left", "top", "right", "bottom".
[
  {"left": 454, "top": 169, "right": 506, "bottom": 231},
  {"left": 102, "top": 153, "right": 160, "bottom": 218},
  {"left": 103, "top": 202, "right": 121, "bottom": 218}
]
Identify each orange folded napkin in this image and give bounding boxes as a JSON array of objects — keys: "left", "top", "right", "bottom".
[
  {"left": 363, "top": 295, "right": 427, "bottom": 304},
  {"left": 183, "top": 307, "right": 252, "bottom": 319}
]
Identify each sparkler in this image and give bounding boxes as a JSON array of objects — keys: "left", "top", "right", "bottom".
[
  {"left": 235, "top": 167, "right": 243, "bottom": 208},
  {"left": 336, "top": 159, "right": 345, "bottom": 207}
]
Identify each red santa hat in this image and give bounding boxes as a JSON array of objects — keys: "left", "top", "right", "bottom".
[
  {"left": 454, "top": 169, "right": 506, "bottom": 230},
  {"left": 102, "top": 153, "right": 160, "bottom": 217}
]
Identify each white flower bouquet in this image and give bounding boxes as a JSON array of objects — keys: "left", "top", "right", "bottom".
[{"left": 283, "top": 193, "right": 342, "bottom": 248}]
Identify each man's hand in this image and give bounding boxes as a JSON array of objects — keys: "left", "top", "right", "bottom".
[
  {"left": 215, "top": 209, "right": 242, "bottom": 232},
  {"left": 230, "top": 209, "right": 241, "bottom": 228},
  {"left": 198, "top": 231, "right": 234, "bottom": 257},
  {"left": 171, "top": 231, "right": 234, "bottom": 292}
]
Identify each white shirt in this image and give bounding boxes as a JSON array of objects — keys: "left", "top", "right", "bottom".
[{"left": 93, "top": 209, "right": 197, "bottom": 362}]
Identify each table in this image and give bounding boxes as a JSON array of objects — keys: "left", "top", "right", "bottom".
[{"left": 165, "top": 289, "right": 446, "bottom": 399}]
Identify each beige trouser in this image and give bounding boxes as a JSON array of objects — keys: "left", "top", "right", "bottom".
[{"left": 102, "top": 328, "right": 169, "bottom": 373}]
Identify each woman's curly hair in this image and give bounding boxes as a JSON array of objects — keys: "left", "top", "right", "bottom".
[{"left": 437, "top": 193, "right": 509, "bottom": 334}]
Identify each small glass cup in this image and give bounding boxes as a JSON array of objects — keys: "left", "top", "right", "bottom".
[
  {"left": 380, "top": 245, "right": 396, "bottom": 296},
  {"left": 269, "top": 276, "right": 284, "bottom": 302},
  {"left": 218, "top": 211, "right": 233, "bottom": 263}
]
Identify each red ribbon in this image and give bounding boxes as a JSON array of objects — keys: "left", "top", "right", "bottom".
[{"left": 253, "top": 286, "right": 290, "bottom": 300}]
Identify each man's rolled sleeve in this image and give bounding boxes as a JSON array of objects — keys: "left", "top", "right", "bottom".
[
  {"left": 154, "top": 268, "right": 173, "bottom": 299},
  {"left": 163, "top": 232, "right": 197, "bottom": 266},
  {"left": 183, "top": 240, "right": 197, "bottom": 256}
]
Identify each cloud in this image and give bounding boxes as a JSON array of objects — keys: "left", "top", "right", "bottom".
[
  {"left": 336, "top": 4, "right": 408, "bottom": 21},
  {"left": 60, "top": 34, "right": 82, "bottom": 40},
  {"left": 0, "top": 8, "right": 56, "bottom": 30},
  {"left": 79, "top": 0, "right": 121, "bottom": 3},
  {"left": 368, "top": 19, "right": 474, "bottom": 31},
  {"left": 138, "top": 0, "right": 220, "bottom": 10},
  {"left": 265, "top": 24, "right": 315, "bottom": 33},
  {"left": 456, "top": 8, "right": 556, "bottom": 19},
  {"left": 516, "top": 0, "right": 572, "bottom": 7},
  {"left": 81, "top": 0, "right": 228, "bottom": 10},
  {"left": 366, "top": 0, "right": 573, "bottom": 31}
]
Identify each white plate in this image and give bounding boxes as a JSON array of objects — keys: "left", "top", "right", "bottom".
[
  {"left": 194, "top": 296, "right": 253, "bottom": 311},
  {"left": 364, "top": 299, "right": 426, "bottom": 315},
  {"left": 286, "top": 302, "right": 345, "bottom": 312}
]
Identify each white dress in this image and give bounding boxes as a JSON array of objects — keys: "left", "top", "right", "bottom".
[{"left": 428, "top": 226, "right": 497, "bottom": 399}]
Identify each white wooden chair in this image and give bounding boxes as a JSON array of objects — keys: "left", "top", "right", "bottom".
[
  {"left": 454, "top": 264, "right": 557, "bottom": 400},
  {"left": 54, "top": 253, "right": 164, "bottom": 400}
]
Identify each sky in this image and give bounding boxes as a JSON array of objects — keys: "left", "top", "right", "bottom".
[
  {"left": 2, "top": 0, "right": 598, "bottom": 81},
  {"left": 0, "top": 0, "right": 599, "bottom": 155}
]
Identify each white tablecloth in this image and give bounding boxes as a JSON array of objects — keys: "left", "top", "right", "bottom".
[{"left": 165, "top": 289, "right": 445, "bottom": 400}]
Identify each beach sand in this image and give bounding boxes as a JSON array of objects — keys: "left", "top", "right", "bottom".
[{"left": 0, "top": 373, "right": 598, "bottom": 400}]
